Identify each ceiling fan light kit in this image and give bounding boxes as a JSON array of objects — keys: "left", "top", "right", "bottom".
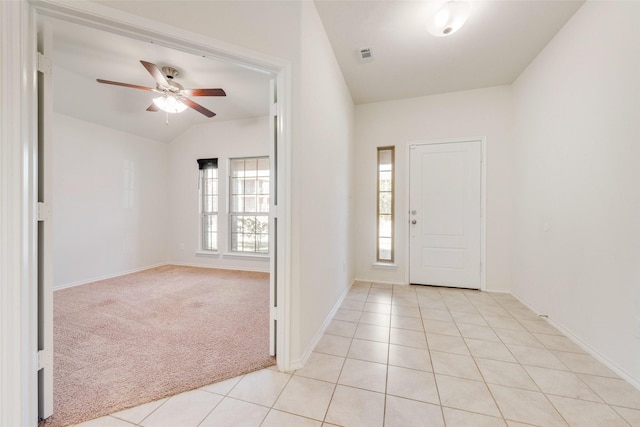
[
  {"left": 152, "top": 95, "right": 187, "bottom": 114},
  {"left": 426, "top": 1, "right": 471, "bottom": 37},
  {"left": 96, "top": 60, "right": 226, "bottom": 120}
]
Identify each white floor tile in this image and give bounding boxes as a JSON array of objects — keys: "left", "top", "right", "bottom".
[
  {"left": 386, "top": 365, "right": 439, "bottom": 404},
  {"left": 74, "top": 417, "right": 137, "bottom": 427},
  {"left": 506, "top": 343, "right": 567, "bottom": 370},
  {"left": 353, "top": 323, "right": 390, "bottom": 343},
  {"left": 324, "top": 385, "right": 385, "bottom": 427},
  {"left": 547, "top": 394, "right": 629, "bottom": 427},
  {"left": 273, "top": 376, "right": 335, "bottom": 420},
  {"left": 295, "top": 352, "right": 345, "bottom": 383},
  {"left": 489, "top": 384, "right": 568, "bottom": 427},
  {"left": 389, "top": 328, "right": 428, "bottom": 349},
  {"left": 442, "top": 407, "right": 507, "bottom": 427},
  {"left": 227, "top": 369, "right": 291, "bottom": 407},
  {"left": 430, "top": 351, "right": 483, "bottom": 381},
  {"left": 578, "top": 374, "right": 640, "bottom": 409},
  {"left": 384, "top": 395, "right": 444, "bottom": 427},
  {"left": 261, "top": 409, "right": 322, "bottom": 427},
  {"left": 198, "top": 397, "right": 268, "bottom": 427},
  {"left": 140, "top": 389, "right": 223, "bottom": 427},
  {"left": 111, "top": 398, "right": 168, "bottom": 424},
  {"left": 315, "top": 334, "right": 352, "bottom": 357},
  {"left": 465, "top": 338, "right": 516, "bottom": 362},
  {"left": 388, "top": 343, "right": 431, "bottom": 371},
  {"left": 338, "top": 358, "right": 387, "bottom": 393},
  {"left": 475, "top": 358, "right": 538, "bottom": 391},
  {"left": 200, "top": 375, "right": 243, "bottom": 396},
  {"left": 523, "top": 365, "right": 603, "bottom": 402},
  {"left": 347, "top": 338, "right": 389, "bottom": 364},
  {"left": 436, "top": 374, "right": 501, "bottom": 417},
  {"left": 551, "top": 350, "right": 620, "bottom": 377},
  {"left": 426, "top": 333, "right": 470, "bottom": 356}
]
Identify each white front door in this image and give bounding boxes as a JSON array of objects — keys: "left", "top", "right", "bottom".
[{"left": 409, "top": 141, "right": 482, "bottom": 289}]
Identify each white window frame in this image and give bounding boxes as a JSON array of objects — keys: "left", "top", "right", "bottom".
[
  {"left": 377, "top": 146, "right": 395, "bottom": 263},
  {"left": 229, "top": 156, "right": 270, "bottom": 254},
  {"left": 198, "top": 158, "right": 219, "bottom": 252}
]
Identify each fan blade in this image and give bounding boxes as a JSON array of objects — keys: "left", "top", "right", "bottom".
[
  {"left": 96, "top": 79, "right": 154, "bottom": 91},
  {"left": 146, "top": 103, "right": 159, "bottom": 112},
  {"left": 182, "top": 88, "right": 226, "bottom": 97},
  {"left": 182, "top": 98, "right": 216, "bottom": 118},
  {"left": 140, "top": 60, "right": 170, "bottom": 87}
]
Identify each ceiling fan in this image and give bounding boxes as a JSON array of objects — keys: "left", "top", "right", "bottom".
[{"left": 96, "top": 60, "right": 226, "bottom": 118}]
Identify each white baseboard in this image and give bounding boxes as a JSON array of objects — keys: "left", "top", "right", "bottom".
[
  {"left": 53, "top": 263, "right": 167, "bottom": 291},
  {"left": 353, "top": 277, "right": 404, "bottom": 286},
  {"left": 288, "top": 281, "right": 353, "bottom": 371},
  {"left": 170, "top": 261, "right": 270, "bottom": 273},
  {"left": 512, "top": 292, "right": 640, "bottom": 392}
]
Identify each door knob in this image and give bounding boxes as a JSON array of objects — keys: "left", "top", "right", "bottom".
[{"left": 411, "top": 219, "right": 417, "bottom": 224}]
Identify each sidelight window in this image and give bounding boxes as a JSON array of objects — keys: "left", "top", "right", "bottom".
[{"left": 377, "top": 147, "right": 394, "bottom": 262}]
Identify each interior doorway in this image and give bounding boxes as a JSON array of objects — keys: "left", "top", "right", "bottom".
[
  {"left": 32, "top": 4, "right": 290, "bottom": 423},
  {"left": 408, "top": 139, "right": 485, "bottom": 289}
]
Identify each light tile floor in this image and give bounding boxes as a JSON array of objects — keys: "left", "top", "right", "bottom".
[{"left": 74, "top": 282, "right": 640, "bottom": 427}]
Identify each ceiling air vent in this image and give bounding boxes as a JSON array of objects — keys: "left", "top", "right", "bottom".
[{"left": 359, "top": 47, "right": 374, "bottom": 63}]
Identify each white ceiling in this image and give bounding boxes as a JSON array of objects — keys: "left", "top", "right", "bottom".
[
  {"left": 51, "top": 1, "right": 584, "bottom": 142},
  {"left": 52, "top": 17, "right": 273, "bottom": 143}
]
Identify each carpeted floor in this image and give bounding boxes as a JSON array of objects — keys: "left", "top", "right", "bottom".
[{"left": 41, "top": 265, "right": 275, "bottom": 427}]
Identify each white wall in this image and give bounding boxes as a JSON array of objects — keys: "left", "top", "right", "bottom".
[
  {"left": 512, "top": 1, "right": 640, "bottom": 385},
  {"left": 355, "top": 86, "right": 513, "bottom": 292},
  {"left": 167, "top": 116, "right": 270, "bottom": 272},
  {"left": 290, "top": 1, "right": 355, "bottom": 363},
  {"left": 53, "top": 113, "right": 169, "bottom": 288}
]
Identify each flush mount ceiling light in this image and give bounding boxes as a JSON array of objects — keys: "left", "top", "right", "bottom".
[
  {"left": 426, "top": 1, "right": 471, "bottom": 37},
  {"left": 152, "top": 94, "right": 188, "bottom": 113}
]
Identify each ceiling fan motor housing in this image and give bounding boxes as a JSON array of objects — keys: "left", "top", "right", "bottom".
[{"left": 161, "top": 66, "right": 179, "bottom": 80}]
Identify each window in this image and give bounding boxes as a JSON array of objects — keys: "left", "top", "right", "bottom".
[
  {"left": 377, "top": 147, "right": 394, "bottom": 262},
  {"left": 229, "top": 157, "right": 270, "bottom": 254},
  {"left": 198, "top": 158, "right": 218, "bottom": 251}
]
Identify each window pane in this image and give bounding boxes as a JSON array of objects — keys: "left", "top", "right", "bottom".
[
  {"left": 231, "top": 178, "right": 244, "bottom": 195},
  {"left": 230, "top": 159, "right": 244, "bottom": 177},
  {"left": 258, "top": 158, "right": 269, "bottom": 177},
  {"left": 257, "top": 178, "right": 269, "bottom": 195},
  {"left": 378, "top": 237, "right": 392, "bottom": 261},
  {"left": 379, "top": 171, "right": 392, "bottom": 191},
  {"left": 257, "top": 196, "right": 270, "bottom": 213},
  {"left": 231, "top": 232, "right": 240, "bottom": 251},
  {"left": 379, "top": 149, "right": 392, "bottom": 167},
  {"left": 245, "top": 179, "right": 257, "bottom": 195},
  {"left": 257, "top": 234, "right": 269, "bottom": 253},
  {"left": 379, "top": 192, "right": 392, "bottom": 215},
  {"left": 202, "top": 214, "right": 217, "bottom": 251},
  {"left": 379, "top": 215, "right": 392, "bottom": 238},
  {"left": 203, "top": 195, "right": 217, "bottom": 213},
  {"left": 245, "top": 196, "right": 257, "bottom": 213},
  {"left": 377, "top": 147, "right": 394, "bottom": 262},
  {"left": 244, "top": 159, "right": 257, "bottom": 177}
]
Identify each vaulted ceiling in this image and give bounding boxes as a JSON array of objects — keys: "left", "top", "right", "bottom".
[{"left": 51, "top": 1, "right": 584, "bottom": 142}]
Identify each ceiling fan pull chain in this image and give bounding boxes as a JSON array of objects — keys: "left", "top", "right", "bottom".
[{"left": 165, "top": 111, "right": 169, "bottom": 126}]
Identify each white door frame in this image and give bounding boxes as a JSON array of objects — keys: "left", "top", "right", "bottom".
[
  {"left": 1, "top": 1, "right": 293, "bottom": 424},
  {"left": 405, "top": 137, "right": 487, "bottom": 291}
]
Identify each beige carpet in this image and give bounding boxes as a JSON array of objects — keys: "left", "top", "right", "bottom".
[{"left": 41, "top": 265, "right": 275, "bottom": 427}]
